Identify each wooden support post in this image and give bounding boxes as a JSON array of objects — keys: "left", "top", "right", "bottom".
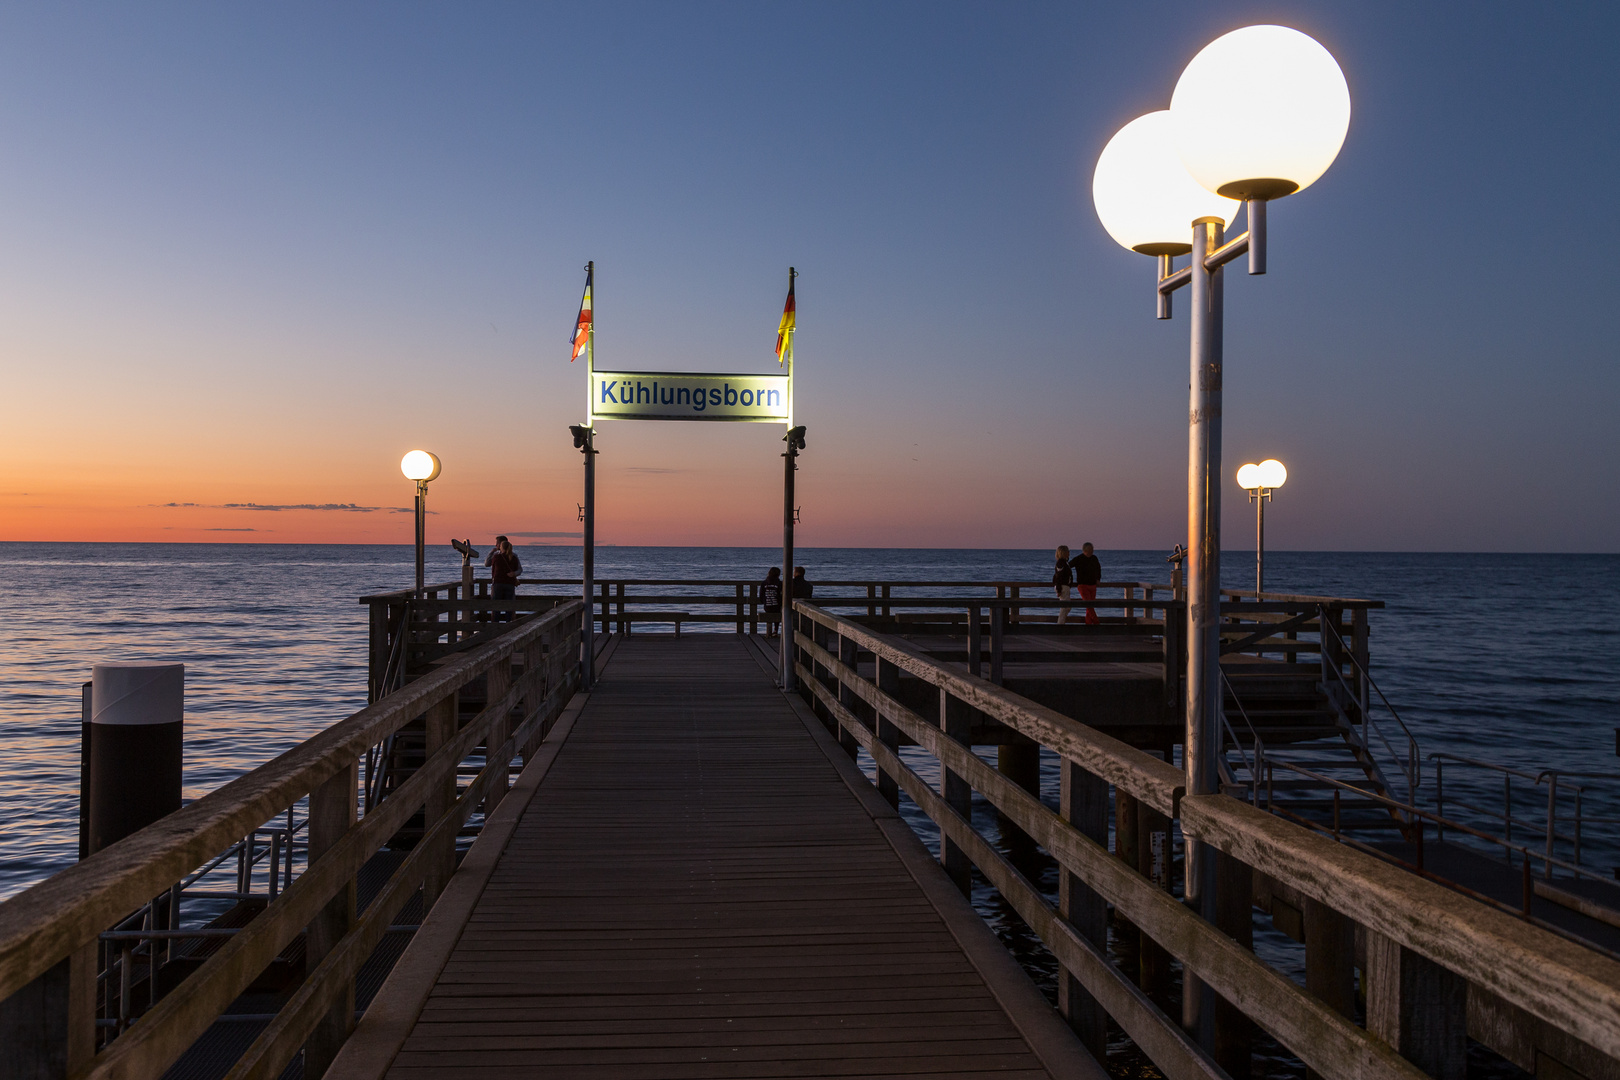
[
  {"left": 998, "top": 734, "right": 1040, "bottom": 860},
  {"left": 968, "top": 605, "right": 982, "bottom": 678},
  {"left": 422, "top": 693, "right": 458, "bottom": 911},
  {"left": 1137, "top": 801, "right": 1173, "bottom": 1004},
  {"left": 990, "top": 605, "right": 1005, "bottom": 685},
  {"left": 1304, "top": 898, "right": 1356, "bottom": 1080},
  {"left": 940, "top": 688, "right": 973, "bottom": 896},
  {"left": 484, "top": 658, "right": 512, "bottom": 812},
  {"left": 1366, "top": 930, "right": 1468, "bottom": 1080},
  {"left": 750, "top": 583, "right": 758, "bottom": 635},
  {"left": 1058, "top": 760, "right": 1109, "bottom": 1058},
  {"left": 522, "top": 639, "right": 546, "bottom": 760},
  {"left": 304, "top": 762, "right": 358, "bottom": 1080},
  {"left": 0, "top": 940, "right": 95, "bottom": 1080},
  {"left": 735, "top": 584, "right": 744, "bottom": 635},
  {"left": 1214, "top": 850, "right": 1254, "bottom": 1079},
  {"left": 615, "top": 582, "right": 625, "bottom": 635},
  {"left": 867, "top": 583, "right": 876, "bottom": 618},
  {"left": 874, "top": 657, "right": 901, "bottom": 809},
  {"left": 836, "top": 635, "right": 860, "bottom": 760}
]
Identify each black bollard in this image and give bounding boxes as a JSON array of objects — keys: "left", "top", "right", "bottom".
[{"left": 86, "top": 663, "right": 183, "bottom": 855}]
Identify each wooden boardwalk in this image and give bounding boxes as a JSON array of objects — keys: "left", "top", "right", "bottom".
[{"left": 344, "top": 634, "right": 1093, "bottom": 1079}]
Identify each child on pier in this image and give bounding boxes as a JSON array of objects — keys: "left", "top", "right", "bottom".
[{"left": 761, "top": 567, "right": 783, "bottom": 638}]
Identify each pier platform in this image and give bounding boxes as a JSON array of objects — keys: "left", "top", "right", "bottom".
[{"left": 334, "top": 634, "right": 1096, "bottom": 1080}]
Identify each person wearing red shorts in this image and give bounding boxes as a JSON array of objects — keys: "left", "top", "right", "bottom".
[{"left": 1069, "top": 542, "right": 1101, "bottom": 625}]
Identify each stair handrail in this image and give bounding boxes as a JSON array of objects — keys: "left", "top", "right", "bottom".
[
  {"left": 1219, "top": 668, "right": 1266, "bottom": 806},
  {"left": 1318, "top": 605, "right": 1419, "bottom": 805}
]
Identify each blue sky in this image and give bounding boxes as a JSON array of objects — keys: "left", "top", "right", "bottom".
[{"left": 0, "top": 2, "right": 1614, "bottom": 550}]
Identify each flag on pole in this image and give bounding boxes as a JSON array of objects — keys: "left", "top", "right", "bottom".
[
  {"left": 775, "top": 271, "right": 795, "bottom": 364},
  {"left": 570, "top": 266, "right": 593, "bottom": 362}
]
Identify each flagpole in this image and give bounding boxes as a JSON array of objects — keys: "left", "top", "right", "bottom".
[
  {"left": 780, "top": 267, "right": 797, "bottom": 691},
  {"left": 581, "top": 261, "right": 596, "bottom": 691}
]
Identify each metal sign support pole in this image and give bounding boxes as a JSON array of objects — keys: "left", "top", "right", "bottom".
[{"left": 781, "top": 441, "right": 796, "bottom": 691}]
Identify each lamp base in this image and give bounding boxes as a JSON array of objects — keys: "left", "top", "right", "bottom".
[{"left": 1216, "top": 178, "right": 1298, "bottom": 200}]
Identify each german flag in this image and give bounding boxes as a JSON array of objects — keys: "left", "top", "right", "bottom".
[
  {"left": 570, "top": 265, "right": 593, "bottom": 362},
  {"left": 775, "top": 269, "right": 795, "bottom": 364}
]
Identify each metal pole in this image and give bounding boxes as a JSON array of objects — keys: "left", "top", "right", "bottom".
[
  {"left": 1184, "top": 216, "right": 1224, "bottom": 1049},
  {"left": 1255, "top": 490, "right": 1265, "bottom": 594},
  {"left": 581, "top": 428, "right": 595, "bottom": 691},
  {"left": 781, "top": 441, "right": 796, "bottom": 691},
  {"left": 414, "top": 484, "right": 426, "bottom": 598}
]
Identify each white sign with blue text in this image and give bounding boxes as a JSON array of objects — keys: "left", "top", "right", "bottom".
[{"left": 590, "top": 371, "right": 790, "bottom": 423}]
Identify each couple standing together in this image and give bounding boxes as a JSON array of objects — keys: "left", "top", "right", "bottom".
[{"left": 1054, "top": 543, "right": 1101, "bottom": 625}]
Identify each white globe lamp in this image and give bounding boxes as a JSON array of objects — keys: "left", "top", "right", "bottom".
[
  {"left": 1093, "top": 111, "right": 1238, "bottom": 256},
  {"left": 1170, "top": 25, "right": 1350, "bottom": 201}
]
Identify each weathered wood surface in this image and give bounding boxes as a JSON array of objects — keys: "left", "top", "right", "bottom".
[{"left": 386, "top": 635, "right": 1076, "bottom": 1079}]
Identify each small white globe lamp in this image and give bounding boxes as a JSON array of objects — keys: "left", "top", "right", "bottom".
[
  {"left": 401, "top": 450, "right": 441, "bottom": 485},
  {"left": 401, "top": 450, "right": 441, "bottom": 597},
  {"left": 1237, "top": 457, "right": 1287, "bottom": 593}
]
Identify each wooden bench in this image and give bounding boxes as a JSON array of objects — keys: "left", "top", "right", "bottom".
[{"left": 621, "top": 612, "right": 694, "bottom": 637}]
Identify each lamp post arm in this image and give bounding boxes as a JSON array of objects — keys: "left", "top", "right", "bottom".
[
  {"left": 1204, "top": 230, "right": 1251, "bottom": 272},
  {"left": 1158, "top": 263, "right": 1193, "bottom": 296}
]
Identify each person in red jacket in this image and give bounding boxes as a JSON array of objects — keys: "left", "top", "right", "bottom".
[{"left": 1069, "top": 542, "right": 1102, "bottom": 625}]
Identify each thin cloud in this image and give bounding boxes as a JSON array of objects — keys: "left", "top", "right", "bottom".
[
  {"left": 205, "top": 527, "right": 259, "bottom": 532},
  {"left": 156, "top": 502, "right": 416, "bottom": 513}
]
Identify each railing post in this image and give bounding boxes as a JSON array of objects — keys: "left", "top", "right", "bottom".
[
  {"left": 939, "top": 688, "right": 973, "bottom": 896},
  {"left": 1058, "top": 759, "right": 1108, "bottom": 1057},
  {"left": 0, "top": 940, "right": 96, "bottom": 1080},
  {"left": 304, "top": 760, "right": 358, "bottom": 1079},
  {"left": 1366, "top": 930, "right": 1467, "bottom": 1080},
  {"left": 836, "top": 634, "right": 860, "bottom": 760},
  {"left": 874, "top": 657, "right": 901, "bottom": 808},
  {"left": 750, "top": 583, "right": 759, "bottom": 635},
  {"left": 422, "top": 692, "right": 458, "bottom": 910},
  {"left": 967, "top": 605, "right": 982, "bottom": 678},
  {"left": 1303, "top": 899, "right": 1355, "bottom": 1080},
  {"left": 1214, "top": 851, "right": 1254, "bottom": 1077},
  {"left": 990, "top": 604, "right": 1005, "bottom": 685},
  {"left": 616, "top": 582, "right": 625, "bottom": 635},
  {"left": 882, "top": 583, "right": 891, "bottom": 619},
  {"left": 867, "top": 584, "right": 876, "bottom": 618},
  {"left": 1137, "top": 799, "right": 1173, "bottom": 1004},
  {"left": 485, "top": 656, "right": 512, "bottom": 812},
  {"left": 735, "top": 584, "right": 744, "bottom": 635}
]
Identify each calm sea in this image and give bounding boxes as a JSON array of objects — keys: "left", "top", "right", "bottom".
[{"left": 1, "top": 543, "right": 1615, "bottom": 909}]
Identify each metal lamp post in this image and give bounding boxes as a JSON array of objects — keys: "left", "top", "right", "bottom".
[
  {"left": 1091, "top": 24, "right": 1349, "bottom": 1048},
  {"left": 400, "top": 450, "right": 442, "bottom": 599},
  {"left": 1237, "top": 459, "right": 1287, "bottom": 593}
]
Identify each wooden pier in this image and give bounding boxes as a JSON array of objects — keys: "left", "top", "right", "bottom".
[
  {"left": 332, "top": 634, "right": 1093, "bottom": 1079},
  {"left": 6, "top": 580, "right": 1620, "bottom": 1080}
]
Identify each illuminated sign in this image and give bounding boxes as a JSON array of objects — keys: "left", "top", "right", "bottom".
[{"left": 590, "top": 371, "right": 790, "bottom": 423}]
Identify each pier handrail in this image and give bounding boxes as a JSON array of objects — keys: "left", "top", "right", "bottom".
[
  {"left": 0, "top": 600, "right": 584, "bottom": 1080},
  {"left": 791, "top": 599, "right": 1620, "bottom": 1078}
]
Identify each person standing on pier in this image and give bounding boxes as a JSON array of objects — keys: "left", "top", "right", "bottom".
[
  {"left": 486, "top": 535, "right": 522, "bottom": 622},
  {"left": 1053, "top": 546, "right": 1073, "bottom": 624},
  {"left": 792, "top": 566, "right": 813, "bottom": 600},
  {"left": 1069, "top": 542, "right": 1101, "bottom": 625},
  {"left": 761, "top": 566, "right": 783, "bottom": 639}
]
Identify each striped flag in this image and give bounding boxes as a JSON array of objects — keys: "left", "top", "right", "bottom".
[
  {"left": 775, "top": 270, "right": 795, "bottom": 364},
  {"left": 570, "top": 265, "right": 593, "bottom": 362}
]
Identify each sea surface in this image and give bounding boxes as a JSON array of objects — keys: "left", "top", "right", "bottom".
[{"left": 0, "top": 544, "right": 1615, "bottom": 1073}]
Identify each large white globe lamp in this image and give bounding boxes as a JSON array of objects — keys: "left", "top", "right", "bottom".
[
  {"left": 1093, "top": 111, "right": 1239, "bottom": 256},
  {"left": 1169, "top": 25, "right": 1350, "bottom": 201}
]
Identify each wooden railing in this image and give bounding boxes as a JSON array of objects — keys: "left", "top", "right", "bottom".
[
  {"left": 0, "top": 601, "right": 583, "bottom": 1080},
  {"left": 791, "top": 600, "right": 1620, "bottom": 1080}
]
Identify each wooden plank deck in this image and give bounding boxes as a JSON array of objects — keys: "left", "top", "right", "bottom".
[{"left": 360, "top": 634, "right": 1092, "bottom": 1079}]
